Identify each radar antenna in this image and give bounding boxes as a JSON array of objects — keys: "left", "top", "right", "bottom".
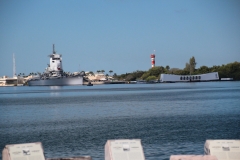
[{"left": 53, "top": 44, "right": 56, "bottom": 54}]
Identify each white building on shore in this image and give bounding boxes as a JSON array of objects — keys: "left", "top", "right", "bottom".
[
  {"left": 0, "top": 76, "right": 19, "bottom": 86},
  {"left": 85, "top": 72, "right": 109, "bottom": 81},
  {"left": 160, "top": 72, "right": 219, "bottom": 82},
  {"left": 0, "top": 75, "right": 28, "bottom": 86}
]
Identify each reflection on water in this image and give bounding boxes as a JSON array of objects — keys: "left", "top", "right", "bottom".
[
  {"left": 0, "top": 82, "right": 240, "bottom": 160},
  {"left": 50, "top": 86, "right": 63, "bottom": 90},
  {"left": 49, "top": 86, "right": 62, "bottom": 96}
]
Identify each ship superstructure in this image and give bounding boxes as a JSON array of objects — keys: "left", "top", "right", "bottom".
[{"left": 45, "top": 44, "right": 63, "bottom": 77}]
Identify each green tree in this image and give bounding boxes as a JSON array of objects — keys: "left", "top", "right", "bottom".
[
  {"left": 210, "top": 65, "right": 220, "bottom": 72},
  {"left": 89, "top": 71, "right": 94, "bottom": 76},
  {"left": 198, "top": 66, "right": 209, "bottom": 74},
  {"left": 132, "top": 70, "right": 145, "bottom": 80},
  {"left": 184, "top": 56, "right": 197, "bottom": 74},
  {"left": 169, "top": 68, "right": 180, "bottom": 74},
  {"left": 141, "top": 72, "right": 150, "bottom": 80},
  {"left": 184, "top": 63, "right": 190, "bottom": 72},
  {"left": 166, "top": 65, "right": 170, "bottom": 73},
  {"left": 101, "top": 70, "right": 105, "bottom": 74},
  {"left": 217, "top": 61, "right": 240, "bottom": 80},
  {"left": 190, "top": 56, "right": 197, "bottom": 74},
  {"left": 146, "top": 76, "right": 157, "bottom": 82},
  {"left": 109, "top": 70, "right": 113, "bottom": 76},
  {"left": 148, "top": 66, "right": 164, "bottom": 77},
  {"left": 125, "top": 74, "right": 135, "bottom": 81}
]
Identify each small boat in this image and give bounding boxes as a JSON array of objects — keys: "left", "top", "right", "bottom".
[{"left": 87, "top": 82, "right": 93, "bottom": 86}]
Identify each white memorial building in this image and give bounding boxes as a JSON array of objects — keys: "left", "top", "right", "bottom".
[{"left": 160, "top": 72, "right": 219, "bottom": 82}]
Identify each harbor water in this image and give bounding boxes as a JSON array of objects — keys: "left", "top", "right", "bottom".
[{"left": 0, "top": 82, "right": 240, "bottom": 160}]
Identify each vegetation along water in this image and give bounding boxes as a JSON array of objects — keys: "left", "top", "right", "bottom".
[{"left": 115, "top": 59, "right": 240, "bottom": 82}]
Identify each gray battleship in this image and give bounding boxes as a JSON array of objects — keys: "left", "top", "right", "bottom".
[{"left": 28, "top": 45, "right": 84, "bottom": 86}]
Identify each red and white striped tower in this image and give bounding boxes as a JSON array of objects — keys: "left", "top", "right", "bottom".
[{"left": 150, "top": 53, "right": 155, "bottom": 68}]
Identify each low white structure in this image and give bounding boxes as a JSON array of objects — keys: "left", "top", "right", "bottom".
[
  {"left": 2, "top": 142, "right": 45, "bottom": 160},
  {"left": 2, "top": 142, "right": 92, "bottom": 160},
  {"left": 0, "top": 76, "right": 18, "bottom": 86},
  {"left": 105, "top": 139, "right": 145, "bottom": 160},
  {"left": 160, "top": 72, "right": 219, "bottom": 82},
  {"left": 204, "top": 140, "right": 240, "bottom": 160},
  {"left": 87, "top": 73, "right": 108, "bottom": 81}
]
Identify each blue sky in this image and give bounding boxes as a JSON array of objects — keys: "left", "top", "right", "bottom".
[{"left": 1, "top": 0, "right": 240, "bottom": 76}]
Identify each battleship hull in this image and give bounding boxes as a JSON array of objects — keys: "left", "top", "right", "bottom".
[{"left": 28, "top": 76, "right": 83, "bottom": 86}]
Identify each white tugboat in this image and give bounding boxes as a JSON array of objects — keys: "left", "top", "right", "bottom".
[{"left": 28, "top": 45, "right": 84, "bottom": 86}]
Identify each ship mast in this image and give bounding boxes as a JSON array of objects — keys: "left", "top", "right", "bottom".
[{"left": 53, "top": 44, "right": 56, "bottom": 54}]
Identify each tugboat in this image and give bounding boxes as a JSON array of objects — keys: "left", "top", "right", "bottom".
[{"left": 28, "top": 44, "right": 84, "bottom": 86}]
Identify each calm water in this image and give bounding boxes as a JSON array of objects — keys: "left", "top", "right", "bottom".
[{"left": 0, "top": 82, "right": 240, "bottom": 160}]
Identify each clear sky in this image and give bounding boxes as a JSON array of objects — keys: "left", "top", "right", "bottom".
[{"left": 1, "top": 0, "right": 240, "bottom": 77}]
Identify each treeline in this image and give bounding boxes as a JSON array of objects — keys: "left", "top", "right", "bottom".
[{"left": 115, "top": 57, "right": 240, "bottom": 81}]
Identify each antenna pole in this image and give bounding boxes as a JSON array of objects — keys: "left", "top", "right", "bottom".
[
  {"left": 53, "top": 44, "right": 55, "bottom": 54},
  {"left": 13, "top": 53, "right": 16, "bottom": 77}
]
